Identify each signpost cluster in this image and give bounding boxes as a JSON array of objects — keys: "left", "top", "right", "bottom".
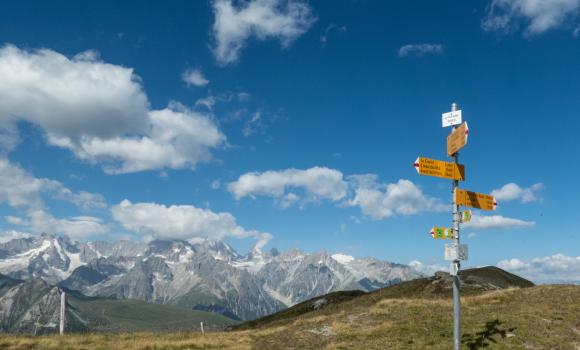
[{"left": 414, "top": 103, "right": 497, "bottom": 350}]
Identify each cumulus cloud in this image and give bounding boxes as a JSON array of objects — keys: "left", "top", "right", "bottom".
[
  {"left": 0, "top": 45, "right": 148, "bottom": 147},
  {"left": 182, "top": 68, "right": 209, "bottom": 87},
  {"left": 497, "top": 254, "right": 580, "bottom": 284},
  {"left": 228, "top": 167, "right": 448, "bottom": 218},
  {"left": 491, "top": 182, "right": 543, "bottom": 203},
  {"left": 0, "top": 157, "right": 108, "bottom": 239},
  {"left": 8, "top": 210, "right": 109, "bottom": 239},
  {"left": 54, "top": 103, "right": 226, "bottom": 174},
  {"left": 111, "top": 199, "right": 272, "bottom": 248},
  {"left": 482, "top": 0, "right": 580, "bottom": 35},
  {"left": 0, "top": 158, "right": 105, "bottom": 210},
  {"left": 211, "top": 0, "right": 316, "bottom": 65},
  {"left": 463, "top": 214, "right": 535, "bottom": 230},
  {"left": 397, "top": 44, "right": 444, "bottom": 57},
  {"left": 347, "top": 176, "right": 448, "bottom": 220},
  {"left": 0, "top": 45, "right": 226, "bottom": 174},
  {"left": 409, "top": 260, "right": 447, "bottom": 276},
  {"left": 228, "top": 166, "right": 348, "bottom": 205}
]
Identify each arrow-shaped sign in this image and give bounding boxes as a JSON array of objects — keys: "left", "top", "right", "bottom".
[
  {"left": 414, "top": 157, "right": 465, "bottom": 181},
  {"left": 455, "top": 188, "right": 497, "bottom": 211}
]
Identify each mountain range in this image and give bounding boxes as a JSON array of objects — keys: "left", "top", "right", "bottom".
[{"left": 0, "top": 234, "right": 422, "bottom": 321}]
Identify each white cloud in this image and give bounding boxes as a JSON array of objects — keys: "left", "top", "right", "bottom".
[
  {"left": 409, "top": 260, "right": 447, "bottom": 276},
  {"left": 0, "top": 45, "right": 226, "bottom": 174},
  {"left": 111, "top": 199, "right": 272, "bottom": 248},
  {"left": 482, "top": 0, "right": 580, "bottom": 35},
  {"left": 0, "top": 230, "right": 30, "bottom": 243},
  {"left": 242, "top": 112, "right": 263, "bottom": 137},
  {"left": 463, "top": 214, "right": 535, "bottom": 230},
  {"left": 397, "top": 44, "right": 443, "bottom": 57},
  {"left": 0, "top": 45, "right": 148, "bottom": 147},
  {"left": 46, "top": 103, "right": 225, "bottom": 174},
  {"left": 182, "top": 68, "right": 209, "bottom": 87},
  {"left": 0, "top": 158, "right": 48, "bottom": 208},
  {"left": 498, "top": 258, "right": 528, "bottom": 270},
  {"left": 8, "top": 210, "right": 109, "bottom": 239},
  {"left": 195, "top": 96, "right": 218, "bottom": 111},
  {"left": 211, "top": 0, "right": 316, "bottom": 65},
  {"left": 347, "top": 176, "right": 448, "bottom": 220},
  {"left": 320, "top": 23, "right": 347, "bottom": 46},
  {"left": 48, "top": 186, "right": 106, "bottom": 210},
  {"left": 497, "top": 254, "right": 580, "bottom": 284},
  {"left": 229, "top": 168, "right": 448, "bottom": 218},
  {"left": 491, "top": 182, "right": 543, "bottom": 203},
  {"left": 5, "top": 216, "right": 26, "bottom": 225},
  {"left": 0, "top": 158, "right": 105, "bottom": 210},
  {"left": 0, "top": 157, "right": 108, "bottom": 239},
  {"left": 228, "top": 167, "right": 348, "bottom": 206}
]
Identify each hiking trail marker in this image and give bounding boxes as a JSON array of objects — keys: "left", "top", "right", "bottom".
[
  {"left": 430, "top": 227, "right": 454, "bottom": 239},
  {"left": 414, "top": 157, "right": 465, "bottom": 181},
  {"left": 414, "top": 103, "right": 498, "bottom": 350},
  {"left": 442, "top": 109, "right": 462, "bottom": 127},
  {"left": 460, "top": 210, "right": 472, "bottom": 223}
]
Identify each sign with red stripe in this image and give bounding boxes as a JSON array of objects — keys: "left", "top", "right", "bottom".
[{"left": 414, "top": 157, "right": 465, "bottom": 181}]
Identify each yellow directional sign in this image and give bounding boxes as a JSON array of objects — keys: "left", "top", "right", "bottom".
[
  {"left": 447, "top": 122, "right": 469, "bottom": 156},
  {"left": 430, "top": 227, "right": 454, "bottom": 240},
  {"left": 414, "top": 157, "right": 465, "bottom": 181},
  {"left": 455, "top": 189, "right": 497, "bottom": 211}
]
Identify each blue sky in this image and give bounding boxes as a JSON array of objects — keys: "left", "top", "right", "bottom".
[{"left": 0, "top": 0, "right": 578, "bottom": 282}]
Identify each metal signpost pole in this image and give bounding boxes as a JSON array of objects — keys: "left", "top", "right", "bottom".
[
  {"left": 420, "top": 103, "right": 495, "bottom": 348},
  {"left": 450, "top": 102, "right": 461, "bottom": 350},
  {"left": 59, "top": 290, "right": 65, "bottom": 336}
]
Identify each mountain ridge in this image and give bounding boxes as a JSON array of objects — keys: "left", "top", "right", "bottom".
[{"left": 0, "top": 234, "right": 422, "bottom": 320}]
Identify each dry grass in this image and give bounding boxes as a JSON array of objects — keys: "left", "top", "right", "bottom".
[{"left": 1, "top": 285, "right": 578, "bottom": 350}]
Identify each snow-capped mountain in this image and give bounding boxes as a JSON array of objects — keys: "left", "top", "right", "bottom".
[
  {"left": 0, "top": 235, "right": 422, "bottom": 320},
  {"left": 0, "top": 234, "right": 95, "bottom": 284}
]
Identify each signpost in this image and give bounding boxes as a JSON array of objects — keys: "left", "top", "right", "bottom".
[
  {"left": 414, "top": 157, "right": 465, "bottom": 181},
  {"left": 442, "top": 109, "right": 462, "bottom": 127},
  {"left": 414, "top": 103, "right": 499, "bottom": 350},
  {"left": 430, "top": 227, "right": 454, "bottom": 239},
  {"left": 447, "top": 122, "right": 469, "bottom": 156},
  {"left": 455, "top": 189, "right": 497, "bottom": 211}
]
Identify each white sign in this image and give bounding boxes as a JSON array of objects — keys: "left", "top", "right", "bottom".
[
  {"left": 442, "top": 110, "right": 462, "bottom": 128},
  {"left": 444, "top": 243, "right": 468, "bottom": 261}
]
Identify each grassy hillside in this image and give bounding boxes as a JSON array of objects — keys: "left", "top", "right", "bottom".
[
  {"left": 68, "top": 296, "right": 237, "bottom": 332},
  {"left": 1, "top": 285, "right": 578, "bottom": 349},
  {"left": 229, "top": 266, "right": 536, "bottom": 331}
]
